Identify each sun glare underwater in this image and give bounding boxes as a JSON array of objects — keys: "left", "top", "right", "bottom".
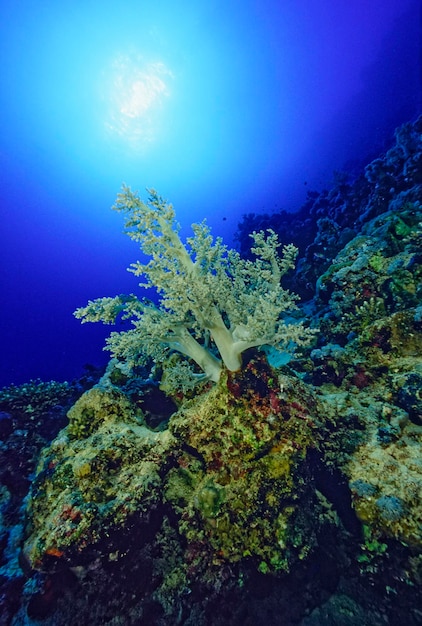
[
  {"left": 103, "top": 53, "right": 174, "bottom": 151},
  {"left": 0, "top": 0, "right": 421, "bottom": 386}
]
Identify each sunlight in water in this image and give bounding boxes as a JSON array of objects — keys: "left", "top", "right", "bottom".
[{"left": 104, "top": 53, "right": 173, "bottom": 150}]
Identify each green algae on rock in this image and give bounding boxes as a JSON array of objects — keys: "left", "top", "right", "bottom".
[
  {"left": 24, "top": 381, "right": 177, "bottom": 571},
  {"left": 23, "top": 356, "right": 331, "bottom": 577},
  {"left": 166, "top": 360, "right": 327, "bottom": 573}
]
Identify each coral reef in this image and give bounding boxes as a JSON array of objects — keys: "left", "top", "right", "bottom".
[
  {"left": 24, "top": 383, "right": 176, "bottom": 571},
  {"left": 21, "top": 357, "right": 333, "bottom": 599},
  {"left": 2, "top": 115, "right": 422, "bottom": 625},
  {"left": 0, "top": 379, "right": 85, "bottom": 625},
  {"left": 166, "top": 361, "right": 327, "bottom": 575},
  {"left": 237, "top": 115, "right": 422, "bottom": 301}
]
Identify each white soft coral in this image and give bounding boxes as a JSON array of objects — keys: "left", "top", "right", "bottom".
[{"left": 75, "top": 187, "right": 315, "bottom": 387}]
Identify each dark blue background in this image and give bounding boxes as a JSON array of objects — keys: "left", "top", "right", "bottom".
[{"left": 1, "top": 0, "right": 421, "bottom": 386}]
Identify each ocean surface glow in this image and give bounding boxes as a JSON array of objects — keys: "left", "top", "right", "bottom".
[
  {"left": 103, "top": 53, "right": 174, "bottom": 149},
  {"left": 0, "top": 0, "right": 420, "bottom": 385}
]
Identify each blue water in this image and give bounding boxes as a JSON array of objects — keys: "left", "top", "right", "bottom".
[{"left": 0, "top": 0, "right": 420, "bottom": 386}]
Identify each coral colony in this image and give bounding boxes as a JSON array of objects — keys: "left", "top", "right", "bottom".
[
  {"left": 74, "top": 186, "right": 315, "bottom": 390},
  {"left": 0, "top": 116, "right": 421, "bottom": 624}
]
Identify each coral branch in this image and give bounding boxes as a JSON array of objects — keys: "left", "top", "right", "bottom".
[{"left": 75, "top": 187, "right": 315, "bottom": 390}]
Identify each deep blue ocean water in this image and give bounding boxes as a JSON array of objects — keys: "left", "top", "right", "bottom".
[{"left": 1, "top": 0, "right": 421, "bottom": 387}]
